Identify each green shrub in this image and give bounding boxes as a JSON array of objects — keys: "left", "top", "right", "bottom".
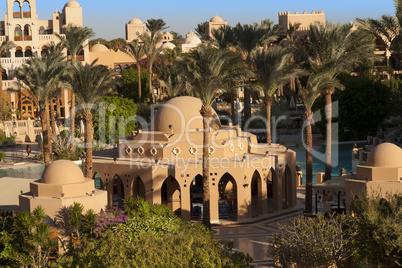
[{"left": 0, "top": 152, "right": 4, "bottom": 162}]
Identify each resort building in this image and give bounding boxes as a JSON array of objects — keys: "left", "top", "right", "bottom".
[
  {"left": 180, "top": 29, "right": 201, "bottom": 53},
  {"left": 0, "top": 0, "right": 89, "bottom": 121},
  {"left": 278, "top": 10, "right": 325, "bottom": 35},
  {"left": 91, "top": 96, "right": 298, "bottom": 223},
  {"left": 205, "top": 15, "right": 227, "bottom": 39}
]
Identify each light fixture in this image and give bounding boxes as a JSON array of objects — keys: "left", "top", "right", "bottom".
[{"left": 61, "top": 193, "right": 64, "bottom": 197}]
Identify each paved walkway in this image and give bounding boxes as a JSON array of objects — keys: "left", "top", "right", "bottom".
[
  {"left": 0, "top": 142, "right": 42, "bottom": 166},
  {"left": 212, "top": 189, "right": 307, "bottom": 267}
]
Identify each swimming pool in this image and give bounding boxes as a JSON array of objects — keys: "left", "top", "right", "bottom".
[
  {"left": 0, "top": 164, "right": 45, "bottom": 180},
  {"left": 288, "top": 141, "right": 366, "bottom": 184}
]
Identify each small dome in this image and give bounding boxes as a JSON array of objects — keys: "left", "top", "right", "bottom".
[
  {"left": 151, "top": 96, "right": 221, "bottom": 133},
  {"left": 210, "top": 15, "right": 224, "bottom": 22},
  {"left": 64, "top": 0, "right": 80, "bottom": 8},
  {"left": 366, "top": 143, "right": 402, "bottom": 167},
  {"left": 129, "top": 17, "right": 143, "bottom": 25},
  {"left": 41, "top": 160, "right": 85, "bottom": 184},
  {"left": 184, "top": 35, "right": 201, "bottom": 45},
  {"left": 90, "top": 44, "right": 109, "bottom": 52},
  {"left": 161, "top": 42, "right": 176, "bottom": 50}
]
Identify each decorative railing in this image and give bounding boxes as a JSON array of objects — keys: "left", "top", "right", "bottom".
[{"left": 1, "top": 57, "right": 29, "bottom": 65}]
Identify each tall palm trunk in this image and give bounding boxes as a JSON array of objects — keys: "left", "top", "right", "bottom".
[
  {"left": 83, "top": 110, "right": 93, "bottom": 178},
  {"left": 137, "top": 64, "right": 142, "bottom": 102},
  {"left": 40, "top": 109, "right": 51, "bottom": 166},
  {"left": 230, "top": 83, "right": 235, "bottom": 125},
  {"left": 244, "top": 87, "right": 250, "bottom": 123},
  {"left": 305, "top": 111, "right": 313, "bottom": 214},
  {"left": 70, "top": 92, "right": 76, "bottom": 153},
  {"left": 49, "top": 100, "right": 57, "bottom": 137},
  {"left": 324, "top": 90, "right": 333, "bottom": 181},
  {"left": 264, "top": 96, "right": 272, "bottom": 144},
  {"left": 149, "top": 65, "right": 154, "bottom": 104},
  {"left": 200, "top": 104, "right": 211, "bottom": 229}
]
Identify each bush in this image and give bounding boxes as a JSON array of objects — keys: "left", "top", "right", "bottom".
[
  {"left": 0, "top": 152, "right": 4, "bottom": 162},
  {"left": 121, "top": 68, "right": 149, "bottom": 102}
]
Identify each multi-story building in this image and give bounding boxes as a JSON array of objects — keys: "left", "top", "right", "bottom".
[{"left": 1, "top": 0, "right": 89, "bottom": 121}]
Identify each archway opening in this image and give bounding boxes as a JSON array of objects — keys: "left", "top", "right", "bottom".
[
  {"left": 190, "top": 174, "right": 203, "bottom": 218},
  {"left": 13, "top": 1, "right": 21, "bottom": 18},
  {"left": 24, "top": 46, "right": 32, "bottom": 57},
  {"left": 218, "top": 172, "right": 237, "bottom": 220},
  {"left": 267, "top": 169, "right": 275, "bottom": 213},
  {"left": 14, "top": 26, "right": 22, "bottom": 41},
  {"left": 2, "top": 70, "right": 7, "bottom": 81},
  {"left": 15, "top": 46, "right": 23, "bottom": 57},
  {"left": 251, "top": 170, "right": 262, "bottom": 217},
  {"left": 131, "top": 176, "right": 145, "bottom": 199},
  {"left": 23, "top": 24, "right": 31, "bottom": 41},
  {"left": 22, "top": 1, "right": 30, "bottom": 18},
  {"left": 92, "top": 172, "right": 103, "bottom": 190},
  {"left": 112, "top": 174, "right": 124, "bottom": 208},
  {"left": 282, "top": 165, "right": 292, "bottom": 209},
  {"left": 161, "top": 176, "right": 181, "bottom": 216},
  {"left": 39, "top": 26, "right": 45, "bottom": 35}
]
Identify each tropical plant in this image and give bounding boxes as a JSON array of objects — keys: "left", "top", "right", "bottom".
[
  {"left": 0, "top": 94, "right": 12, "bottom": 120},
  {"left": 298, "top": 72, "right": 344, "bottom": 213},
  {"left": 121, "top": 68, "right": 149, "bottom": 102},
  {"left": 124, "top": 39, "right": 145, "bottom": 102},
  {"left": 14, "top": 51, "right": 68, "bottom": 166},
  {"left": 195, "top": 22, "right": 209, "bottom": 40},
  {"left": 211, "top": 25, "right": 234, "bottom": 49},
  {"left": 300, "top": 22, "right": 376, "bottom": 181},
  {"left": 157, "top": 61, "right": 186, "bottom": 98},
  {"left": 55, "top": 24, "right": 95, "bottom": 152},
  {"left": 63, "top": 60, "right": 114, "bottom": 178},
  {"left": 180, "top": 45, "right": 247, "bottom": 228},
  {"left": 0, "top": 41, "right": 16, "bottom": 91},
  {"left": 252, "top": 45, "right": 295, "bottom": 144}
]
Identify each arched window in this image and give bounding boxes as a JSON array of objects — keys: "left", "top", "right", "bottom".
[
  {"left": 46, "top": 26, "right": 52, "bottom": 35},
  {"left": 23, "top": 24, "right": 31, "bottom": 40},
  {"left": 2, "top": 70, "right": 7, "bottom": 81},
  {"left": 13, "top": 1, "right": 21, "bottom": 19},
  {"left": 39, "top": 26, "right": 45, "bottom": 35},
  {"left": 15, "top": 46, "right": 23, "bottom": 57},
  {"left": 41, "top": 46, "right": 48, "bottom": 56},
  {"left": 24, "top": 46, "right": 32, "bottom": 57},
  {"left": 115, "top": 65, "right": 122, "bottom": 75},
  {"left": 22, "top": 1, "right": 30, "bottom": 18},
  {"left": 14, "top": 25, "right": 22, "bottom": 41}
]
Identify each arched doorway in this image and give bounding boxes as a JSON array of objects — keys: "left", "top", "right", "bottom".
[
  {"left": 92, "top": 172, "right": 103, "bottom": 190},
  {"left": 251, "top": 170, "right": 262, "bottom": 217},
  {"left": 15, "top": 46, "right": 23, "bottom": 57},
  {"left": 112, "top": 174, "right": 124, "bottom": 208},
  {"left": 161, "top": 176, "right": 181, "bottom": 216},
  {"left": 190, "top": 174, "right": 203, "bottom": 218},
  {"left": 267, "top": 168, "right": 275, "bottom": 213},
  {"left": 218, "top": 173, "right": 237, "bottom": 220},
  {"left": 131, "top": 176, "right": 145, "bottom": 199},
  {"left": 24, "top": 46, "right": 32, "bottom": 57},
  {"left": 20, "top": 98, "right": 34, "bottom": 119},
  {"left": 282, "top": 165, "right": 292, "bottom": 209}
]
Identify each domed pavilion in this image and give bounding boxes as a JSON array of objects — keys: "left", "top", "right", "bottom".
[
  {"left": 92, "top": 96, "right": 297, "bottom": 223},
  {"left": 19, "top": 160, "right": 107, "bottom": 221}
]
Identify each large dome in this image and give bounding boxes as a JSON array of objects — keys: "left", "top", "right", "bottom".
[
  {"left": 90, "top": 44, "right": 109, "bottom": 52},
  {"left": 366, "top": 143, "right": 402, "bottom": 167},
  {"left": 161, "top": 42, "right": 176, "bottom": 50},
  {"left": 184, "top": 35, "right": 201, "bottom": 45},
  {"left": 129, "top": 17, "right": 143, "bottom": 25},
  {"left": 41, "top": 160, "right": 86, "bottom": 184},
  {"left": 151, "top": 96, "right": 221, "bottom": 133},
  {"left": 210, "top": 15, "right": 224, "bottom": 22},
  {"left": 64, "top": 0, "right": 80, "bottom": 8}
]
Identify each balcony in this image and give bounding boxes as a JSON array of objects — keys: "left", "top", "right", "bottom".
[
  {"left": 14, "top": 36, "right": 22, "bottom": 41},
  {"left": 24, "top": 35, "right": 32, "bottom": 41},
  {"left": 38, "top": 34, "right": 64, "bottom": 42}
]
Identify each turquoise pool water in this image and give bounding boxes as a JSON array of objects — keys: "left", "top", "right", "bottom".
[
  {"left": 288, "top": 141, "right": 366, "bottom": 184},
  {"left": 0, "top": 165, "right": 45, "bottom": 180}
]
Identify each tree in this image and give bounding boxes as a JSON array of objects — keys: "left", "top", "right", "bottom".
[
  {"left": 211, "top": 26, "right": 234, "bottom": 49},
  {"left": 252, "top": 45, "right": 295, "bottom": 144},
  {"left": 92, "top": 96, "right": 137, "bottom": 145},
  {"left": 0, "top": 41, "right": 16, "bottom": 91},
  {"left": 121, "top": 68, "right": 149, "bottom": 102},
  {"left": 55, "top": 24, "right": 95, "bottom": 152},
  {"left": 108, "top": 38, "right": 127, "bottom": 51},
  {"left": 232, "top": 20, "right": 281, "bottom": 122},
  {"left": 0, "top": 95, "right": 11, "bottom": 121},
  {"left": 14, "top": 51, "right": 68, "bottom": 166},
  {"left": 301, "top": 22, "right": 376, "bottom": 181},
  {"left": 157, "top": 61, "right": 186, "bottom": 98},
  {"left": 124, "top": 39, "right": 145, "bottom": 102},
  {"left": 195, "top": 22, "right": 209, "bottom": 40},
  {"left": 64, "top": 61, "right": 114, "bottom": 178},
  {"left": 180, "top": 45, "right": 246, "bottom": 228},
  {"left": 298, "top": 72, "right": 344, "bottom": 214},
  {"left": 141, "top": 18, "right": 167, "bottom": 104}
]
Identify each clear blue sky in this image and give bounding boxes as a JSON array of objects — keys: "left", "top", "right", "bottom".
[{"left": 1, "top": 0, "right": 396, "bottom": 40}]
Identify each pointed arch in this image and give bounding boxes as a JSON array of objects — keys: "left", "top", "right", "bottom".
[
  {"left": 112, "top": 174, "right": 124, "bottom": 208},
  {"left": 251, "top": 170, "right": 263, "bottom": 216},
  {"left": 131, "top": 176, "right": 145, "bottom": 199},
  {"left": 190, "top": 174, "right": 203, "bottom": 218},
  {"left": 92, "top": 172, "right": 103, "bottom": 190},
  {"left": 161, "top": 176, "right": 181, "bottom": 216},
  {"left": 266, "top": 168, "right": 276, "bottom": 212},
  {"left": 22, "top": 1, "right": 30, "bottom": 18},
  {"left": 13, "top": 1, "right": 21, "bottom": 19},
  {"left": 282, "top": 165, "right": 293, "bottom": 209},
  {"left": 14, "top": 25, "right": 22, "bottom": 41},
  {"left": 23, "top": 24, "right": 31, "bottom": 40},
  {"left": 218, "top": 172, "right": 237, "bottom": 220}
]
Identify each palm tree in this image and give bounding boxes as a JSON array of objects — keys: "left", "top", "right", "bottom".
[
  {"left": 63, "top": 60, "right": 114, "bottom": 178},
  {"left": 14, "top": 52, "right": 68, "bottom": 166},
  {"left": 195, "top": 22, "right": 209, "bottom": 40},
  {"left": 0, "top": 41, "right": 16, "bottom": 91},
  {"left": 124, "top": 39, "right": 145, "bottom": 102},
  {"left": 157, "top": 61, "right": 186, "bottom": 98},
  {"left": 141, "top": 33, "right": 163, "bottom": 104},
  {"left": 252, "top": 45, "right": 295, "bottom": 144},
  {"left": 211, "top": 26, "right": 234, "bottom": 49},
  {"left": 302, "top": 22, "right": 376, "bottom": 181},
  {"left": 232, "top": 21, "right": 281, "bottom": 122},
  {"left": 298, "top": 72, "right": 344, "bottom": 214},
  {"left": 180, "top": 45, "right": 246, "bottom": 228},
  {"left": 55, "top": 24, "right": 95, "bottom": 151}
]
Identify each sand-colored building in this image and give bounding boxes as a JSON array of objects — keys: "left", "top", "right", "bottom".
[
  {"left": 278, "top": 10, "right": 325, "bottom": 35},
  {"left": 92, "top": 96, "right": 297, "bottom": 223},
  {"left": 180, "top": 29, "right": 201, "bottom": 53},
  {"left": 1, "top": 0, "right": 89, "bottom": 121},
  {"left": 206, "top": 15, "right": 227, "bottom": 39},
  {"left": 19, "top": 160, "right": 107, "bottom": 221}
]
